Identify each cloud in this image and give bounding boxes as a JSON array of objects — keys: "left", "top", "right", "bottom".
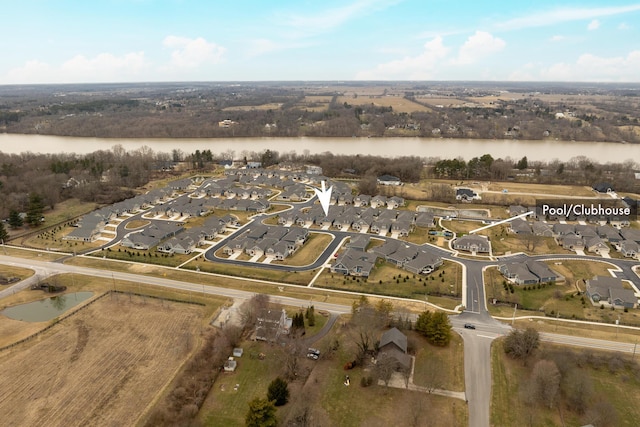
[
  {"left": 163, "top": 36, "right": 225, "bottom": 68},
  {"left": 587, "top": 19, "right": 600, "bottom": 30},
  {"left": 549, "top": 35, "right": 565, "bottom": 42},
  {"left": 453, "top": 31, "right": 505, "bottom": 65},
  {"left": 496, "top": 4, "right": 640, "bottom": 31},
  {"left": 355, "top": 36, "right": 449, "bottom": 80},
  {"left": 5, "top": 52, "right": 148, "bottom": 84},
  {"left": 284, "top": 0, "right": 400, "bottom": 34},
  {"left": 536, "top": 50, "right": 640, "bottom": 81},
  {"left": 618, "top": 22, "right": 631, "bottom": 30}
]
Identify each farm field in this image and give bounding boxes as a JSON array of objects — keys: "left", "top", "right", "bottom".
[{"left": 0, "top": 295, "right": 205, "bottom": 427}]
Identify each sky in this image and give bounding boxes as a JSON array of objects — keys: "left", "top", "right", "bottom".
[{"left": 2, "top": 0, "right": 640, "bottom": 84}]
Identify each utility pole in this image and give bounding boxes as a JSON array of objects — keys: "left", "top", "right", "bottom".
[{"left": 512, "top": 303, "right": 517, "bottom": 325}]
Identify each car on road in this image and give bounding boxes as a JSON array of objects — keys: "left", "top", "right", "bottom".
[{"left": 464, "top": 323, "right": 476, "bottom": 329}]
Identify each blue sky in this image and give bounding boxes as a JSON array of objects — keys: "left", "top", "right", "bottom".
[{"left": 2, "top": 0, "right": 640, "bottom": 84}]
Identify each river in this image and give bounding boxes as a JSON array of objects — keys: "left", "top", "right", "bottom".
[{"left": 0, "top": 133, "right": 638, "bottom": 163}]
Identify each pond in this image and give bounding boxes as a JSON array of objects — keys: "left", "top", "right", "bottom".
[{"left": 1, "top": 292, "right": 94, "bottom": 322}]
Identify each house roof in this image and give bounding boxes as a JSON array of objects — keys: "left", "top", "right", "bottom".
[{"left": 379, "top": 327, "right": 407, "bottom": 353}]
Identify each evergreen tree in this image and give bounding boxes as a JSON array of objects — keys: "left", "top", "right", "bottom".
[
  {"left": 8, "top": 210, "right": 23, "bottom": 229},
  {"left": 245, "top": 397, "right": 277, "bottom": 427},
  {"left": 26, "top": 193, "right": 45, "bottom": 226},
  {"left": 0, "top": 221, "right": 8, "bottom": 242},
  {"left": 267, "top": 376, "right": 290, "bottom": 406},
  {"left": 415, "top": 310, "right": 452, "bottom": 346},
  {"left": 306, "top": 305, "right": 315, "bottom": 327}
]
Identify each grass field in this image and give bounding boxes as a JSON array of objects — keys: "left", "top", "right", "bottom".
[
  {"left": 317, "top": 260, "right": 462, "bottom": 310},
  {"left": 0, "top": 295, "right": 205, "bottom": 427},
  {"left": 200, "top": 320, "right": 467, "bottom": 427},
  {"left": 335, "top": 95, "right": 433, "bottom": 114},
  {"left": 491, "top": 340, "right": 640, "bottom": 427}
]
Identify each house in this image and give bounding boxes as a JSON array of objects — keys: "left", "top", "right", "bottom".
[
  {"left": 387, "top": 196, "right": 405, "bottom": 209},
  {"left": 586, "top": 276, "right": 637, "bottom": 309},
  {"left": 370, "top": 195, "right": 387, "bottom": 209},
  {"left": 404, "top": 251, "right": 443, "bottom": 275},
  {"left": 346, "top": 235, "right": 371, "bottom": 251},
  {"left": 585, "top": 236, "right": 610, "bottom": 255},
  {"left": 377, "top": 328, "right": 412, "bottom": 372},
  {"left": 377, "top": 175, "right": 402, "bottom": 186},
  {"left": 508, "top": 205, "right": 528, "bottom": 216},
  {"left": 596, "top": 225, "right": 622, "bottom": 243},
  {"left": 619, "top": 240, "right": 640, "bottom": 258},
  {"left": 456, "top": 188, "right": 481, "bottom": 201},
  {"left": 415, "top": 212, "right": 435, "bottom": 228},
  {"left": 223, "top": 357, "right": 237, "bottom": 372},
  {"left": 354, "top": 194, "right": 371, "bottom": 207},
  {"left": 508, "top": 218, "right": 532, "bottom": 235},
  {"left": 498, "top": 260, "right": 562, "bottom": 285},
  {"left": 331, "top": 249, "right": 377, "bottom": 277},
  {"left": 255, "top": 308, "right": 292, "bottom": 342},
  {"left": 453, "top": 235, "right": 490, "bottom": 254},
  {"left": 233, "top": 348, "right": 244, "bottom": 357},
  {"left": 620, "top": 228, "right": 640, "bottom": 244},
  {"left": 532, "top": 221, "right": 553, "bottom": 237},
  {"left": 592, "top": 182, "right": 614, "bottom": 193},
  {"left": 557, "top": 233, "right": 584, "bottom": 251}
]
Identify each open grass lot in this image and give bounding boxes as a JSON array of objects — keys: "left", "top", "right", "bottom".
[
  {"left": 275, "top": 232, "right": 333, "bottom": 266},
  {"left": 492, "top": 340, "right": 640, "bottom": 427},
  {"left": 1, "top": 246, "right": 68, "bottom": 262},
  {"left": 65, "top": 257, "right": 363, "bottom": 309},
  {"left": 190, "top": 258, "right": 319, "bottom": 286},
  {"left": 23, "top": 224, "right": 106, "bottom": 252},
  {"left": 0, "top": 295, "right": 206, "bottom": 427},
  {"left": 222, "top": 103, "right": 284, "bottom": 111},
  {"left": 317, "top": 260, "right": 462, "bottom": 310},
  {"left": 335, "top": 95, "right": 433, "bottom": 114},
  {"left": 0, "top": 264, "right": 34, "bottom": 282},
  {"left": 412, "top": 331, "right": 465, "bottom": 392},
  {"left": 93, "top": 244, "right": 197, "bottom": 267},
  {"left": 484, "top": 182, "right": 595, "bottom": 197},
  {"left": 200, "top": 321, "right": 466, "bottom": 427}
]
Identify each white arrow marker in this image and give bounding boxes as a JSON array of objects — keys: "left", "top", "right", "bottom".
[{"left": 313, "top": 180, "right": 333, "bottom": 217}]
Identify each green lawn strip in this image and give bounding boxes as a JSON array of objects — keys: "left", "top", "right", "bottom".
[
  {"left": 0, "top": 246, "right": 67, "bottom": 261},
  {"left": 201, "top": 341, "right": 286, "bottom": 427},
  {"left": 412, "top": 332, "right": 465, "bottom": 391},
  {"left": 318, "top": 260, "right": 460, "bottom": 302},
  {"left": 64, "top": 256, "right": 362, "bottom": 308},
  {"left": 483, "top": 261, "right": 636, "bottom": 323},
  {"left": 187, "top": 258, "right": 318, "bottom": 286},
  {"left": 93, "top": 245, "right": 193, "bottom": 267}
]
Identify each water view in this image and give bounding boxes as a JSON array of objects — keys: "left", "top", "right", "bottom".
[
  {"left": 1, "top": 291, "right": 94, "bottom": 322},
  {"left": 1, "top": 133, "right": 639, "bottom": 163}
]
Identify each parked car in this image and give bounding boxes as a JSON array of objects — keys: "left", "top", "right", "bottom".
[
  {"left": 464, "top": 323, "right": 476, "bottom": 329},
  {"left": 307, "top": 353, "right": 319, "bottom": 360},
  {"left": 307, "top": 348, "right": 320, "bottom": 356}
]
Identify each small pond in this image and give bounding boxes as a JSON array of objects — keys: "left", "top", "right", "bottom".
[{"left": 1, "top": 292, "right": 94, "bottom": 322}]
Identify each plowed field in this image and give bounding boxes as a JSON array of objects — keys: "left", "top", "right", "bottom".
[{"left": 0, "top": 294, "right": 203, "bottom": 427}]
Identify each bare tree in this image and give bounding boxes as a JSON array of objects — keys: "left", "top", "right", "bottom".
[
  {"left": 503, "top": 328, "right": 540, "bottom": 365},
  {"left": 584, "top": 399, "right": 618, "bottom": 427},
  {"left": 530, "top": 359, "right": 560, "bottom": 409}
]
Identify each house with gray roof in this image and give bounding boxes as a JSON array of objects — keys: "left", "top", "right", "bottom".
[
  {"left": 620, "top": 228, "right": 640, "bottom": 244},
  {"left": 596, "top": 225, "right": 622, "bottom": 243},
  {"left": 415, "top": 212, "right": 435, "bottom": 228},
  {"left": 532, "top": 221, "right": 553, "bottom": 237},
  {"left": 120, "top": 222, "right": 183, "bottom": 250},
  {"left": 453, "top": 235, "right": 490, "bottom": 254},
  {"left": 618, "top": 240, "right": 640, "bottom": 259},
  {"left": 508, "top": 218, "right": 532, "bottom": 235},
  {"left": 498, "top": 260, "right": 562, "bottom": 285},
  {"left": 586, "top": 236, "right": 610, "bottom": 255},
  {"left": 556, "top": 233, "right": 584, "bottom": 251},
  {"left": 404, "top": 251, "right": 443, "bottom": 275},
  {"left": 377, "top": 327, "right": 411, "bottom": 372},
  {"left": 331, "top": 248, "right": 377, "bottom": 277},
  {"left": 586, "top": 276, "right": 637, "bottom": 309}
]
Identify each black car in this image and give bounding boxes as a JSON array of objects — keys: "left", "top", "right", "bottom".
[{"left": 464, "top": 323, "right": 476, "bottom": 329}]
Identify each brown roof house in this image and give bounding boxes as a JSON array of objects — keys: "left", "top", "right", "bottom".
[{"left": 255, "top": 308, "right": 293, "bottom": 342}]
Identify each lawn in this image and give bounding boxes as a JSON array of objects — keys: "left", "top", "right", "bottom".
[
  {"left": 274, "top": 232, "right": 333, "bottom": 267},
  {"left": 485, "top": 261, "right": 640, "bottom": 326},
  {"left": 0, "top": 265, "right": 35, "bottom": 282},
  {"left": 412, "top": 331, "right": 465, "bottom": 392},
  {"left": 317, "top": 260, "right": 462, "bottom": 310}
]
